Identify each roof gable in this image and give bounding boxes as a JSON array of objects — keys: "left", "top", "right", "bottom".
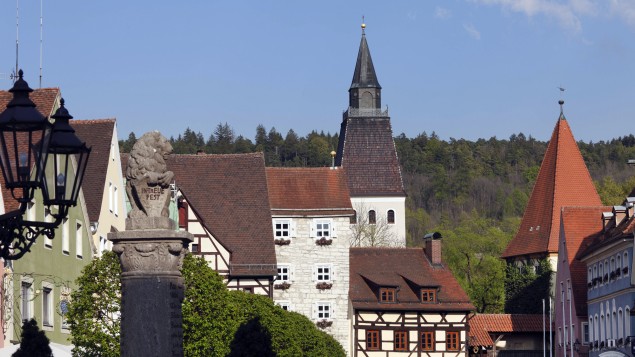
[
  {"left": 71, "top": 119, "right": 116, "bottom": 222},
  {"left": 503, "top": 116, "right": 601, "bottom": 258},
  {"left": 168, "top": 153, "right": 276, "bottom": 276}
]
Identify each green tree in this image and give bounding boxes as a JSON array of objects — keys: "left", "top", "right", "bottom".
[
  {"left": 67, "top": 251, "right": 122, "bottom": 357},
  {"left": 504, "top": 259, "right": 552, "bottom": 314},
  {"left": 13, "top": 319, "right": 53, "bottom": 357}
]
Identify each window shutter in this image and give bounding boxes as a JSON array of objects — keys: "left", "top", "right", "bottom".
[
  {"left": 290, "top": 220, "right": 297, "bottom": 238},
  {"left": 310, "top": 221, "right": 316, "bottom": 238},
  {"left": 331, "top": 220, "right": 337, "bottom": 238}
]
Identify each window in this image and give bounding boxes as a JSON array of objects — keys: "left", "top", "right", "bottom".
[
  {"left": 367, "top": 330, "right": 380, "bottom": 350},
  {"left": 21, "top": 281, "right": 33, "bottom": 321},
  {"left": 277, "top": 301, "right": 291, "bottom": 311},
  {"left": 626, "top": 307, "right": 631, "bottom": 337},
  {"left": 76, "top": 221, "right": 83, "bottom": 258},
  {"left": 387, "top": 210, "right": 395, "bottom": 224},
  {"left": 44, "top": 208, "right": 53, "bottom": 248},
  {"left": 191, "top": 244, "right": 199, "bottom": 253},
  {"left": 315, "top": 265, "right": 331, "bottom": 282},
  {"left": 421, "top": 331, "right": 434, "bottom": 351},
  {"left": 273, "top": 220, "right": 291, "bottom": 239},
  {"left": 394, "top": 331, "right": 408, "bottom": 351},
  {"left": 61, "top": 287, "right": 71, "bottom": 330},
  {"left": 582, "top": 322, "right": 589, "bottom": 344},
  {"left": 421, "top": 289, "right": 436, "bottom": 302},
  {"left": 42, "top": 287, "right": 53, "bottom": 327},
  {"left": 446, "top": 331, "right": 460, "bottom": 351},
  {"left": 242, "top": 287, "right": 253, "bottom": 294},
  {"left": 368, "top": 210, "right": 376, "bottom": 224},
  {"left": 277, "top": 265, "right": 291, "bottom": 283},
  {"left": 624, "top": 252, "right": 629, "bottom": 276},
  {"left": 350, "top": 210, "right": 357, "bottom": 224},
  {"left": 113, "top": 186, "right": 119, "bottom": 216},
  {"left": 617, "top": 254, "right": 622, "bottom": 277},
  {"left": 315, "top": 302, "right": 331, "bottom": 320},
  {"left": 315, "top": 220, "right": 331, "bottom": 238},
  {"left": 380, "top": 288, "right": 395, "bottom": 302},
  {"left": 108, "top": 182, "right": 113, "bottom": 212},
  {"left": 618, "top": 309, "right": 623, "bottom": 339},
  {"left": 62, "top": 218, "right": 69, "bottom": 254}
]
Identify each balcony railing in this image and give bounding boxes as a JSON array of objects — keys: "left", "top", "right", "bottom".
[{"left": 343, "top": 107, "right": 389, "bottom": 118}]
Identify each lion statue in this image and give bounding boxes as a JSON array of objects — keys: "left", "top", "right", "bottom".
[{"left": 126, "top": 131, "right": 174, "bottom": 226}]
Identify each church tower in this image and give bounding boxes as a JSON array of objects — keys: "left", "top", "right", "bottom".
[{"left": 335, "top": 23, "right": 406, "bottom": 246}]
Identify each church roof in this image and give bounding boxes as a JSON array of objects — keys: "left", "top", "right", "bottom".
[
  {"left": 265, "top": 167, "right": 354, "bottom": 217},
  {"left": 502, "top": 110, "right": 601, "bottom": 258},
  {"left": 559, "top": 206, "right": 608, "bottom": 316},
  {"left": 72, "top": 119, "right": 117, "bottom": 223},
  {"left": 168, "top": 153, "right": 277, "bottom": 276},
  {"left": 350, "top": 29, "right": 381, "bottom": 90}
]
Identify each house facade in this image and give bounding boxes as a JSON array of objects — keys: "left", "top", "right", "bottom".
[
  {"left": 0, "top": 86, "right": 94, "bottom": 346},
  {"left": 579, "top": 200, "right": 635, "bottom": 357},
  {"left": 266, "top": 167, "right": 355, "bottom": 354},
  {"left": 335, "top": 24, "right": 407, "bottom": 247},
  {"left": 170, "top": 153, "right": 277, "bottom": 296},
  {"left": 555, "top": 206, "right": 608, "bottom": 357},
  {"left": 349, "top": 238, "right": 474, "bottom": 356},
  {"left": 72, "top": 119, "right": 126, "bottom": 257}
]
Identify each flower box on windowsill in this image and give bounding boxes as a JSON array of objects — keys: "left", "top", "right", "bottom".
[
  {"left": 274, "top": 282, "right": 291, "bottom": 290},
  {"left": 316, "top": 282, "right": 333, "bottom": 290},
  {"left": 316, "top": 319, "right": 333, "bottom": 329},
  {"left": 603, "top": 274, "right": 609, "bottom": 283},
  {"left": 610, "top": 271, "right": 616, "bottom": 280},
  {"left": 618, "top": 338, "right": 624, "bottom": 346},
  {"left": 624, "top": 266, "right": 629, "bottom": 275},
  {"left": 315, "top": 238, "right": 333, "bottom": 246},
  {"left": 274, "top": 239, "right": 291, "bottom": 246},
  {"left": 616, "top": 268, "right": 622, "bottom": 277}
]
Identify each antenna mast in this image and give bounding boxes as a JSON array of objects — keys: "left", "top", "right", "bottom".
[
  {"left": 39, "top": 0, "right": 43, "bottom": 88},
  {"left": 15, "top": 0, "right": 19, "bottom": 80}
]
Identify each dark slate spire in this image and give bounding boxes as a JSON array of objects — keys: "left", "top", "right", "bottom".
[{"left": 349, "top": 23, "right": 381, "bottom": 109}]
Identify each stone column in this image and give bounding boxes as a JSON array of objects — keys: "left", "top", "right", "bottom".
[{"left": 110, "top": 230, "right": 192, "bottom": 357}]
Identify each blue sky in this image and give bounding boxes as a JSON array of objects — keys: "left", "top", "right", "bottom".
[{"left": 1, "top": 1, "right": 634, "bottom": 143}]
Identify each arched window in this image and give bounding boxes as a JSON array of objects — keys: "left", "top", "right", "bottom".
[
  {"left": 617, "top": 255, "right": 622, "bottom": 277},
  {"left": 618, "top": 309, "right": 623, "bottom": 339},
  {"left": 589, "top": 318, "right": 594, "bottom": 343},
  {"left": 612, "top": 310, "right": 617, "bottom": 340},
  {"left": 350, "top": 210, "right": 357, "bottom": 224},
  {"left": 611, "top": 257, "right": 615, "bottom": 274},
  {"left": 626, "top": 307, "right": 632, "bottom": 338},
  {"left": 600, "top": 315, "right": 605, "bottom": 341},
  {"left": 595, "top": 315, "right": 599, "bottom": 343},
  {"left": 624, "top": 252, "right": 630, "bottom": 276},
  {"left": 599, "top": 263, "right": 604, "bottom": 285},
  {"left": 368, "top": 210, "right": 376, "bottom": 224},
  {"left": 387, "top": 210, "right": 395, "bottom": 224}
]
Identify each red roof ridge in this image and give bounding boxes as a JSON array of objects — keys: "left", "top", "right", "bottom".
[{"left": 71, "top": 118, "right": 116, "bottom": 124}]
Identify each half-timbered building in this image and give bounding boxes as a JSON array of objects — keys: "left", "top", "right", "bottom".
[
  {"left": 349, "top": 237, "right": 474, "bottom": 356},
  {"left": 169, "top": 153, "right": 277, "bottom": 296}
]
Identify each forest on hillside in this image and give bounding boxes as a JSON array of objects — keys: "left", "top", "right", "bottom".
[{"left": 120, "top": 124, "right": 635, "bottom": 313}]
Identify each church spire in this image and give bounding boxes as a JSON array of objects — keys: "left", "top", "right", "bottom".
[{"left": 349, "top": 22, "right": 381, "bottom": 109}]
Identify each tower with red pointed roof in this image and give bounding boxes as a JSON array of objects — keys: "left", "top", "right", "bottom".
[{"left": 502, "top": 101, "right": 602, "bottom": 309}]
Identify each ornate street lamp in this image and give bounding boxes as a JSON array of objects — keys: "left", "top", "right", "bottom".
[{"left": 0, "top": 70, "right": 90, "bottom": 260}]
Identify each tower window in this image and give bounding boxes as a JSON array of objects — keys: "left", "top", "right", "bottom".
[
  {"left": 387, "top": 210, "right": 395, "bottom": 224},
  {"left": 369, "top": 210, "right": 376, "bottom": 224}
]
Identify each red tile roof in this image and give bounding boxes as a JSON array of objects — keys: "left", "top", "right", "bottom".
[
  {"left": 71, "top": 119, "right": 116, "bottom": 222},
  {"left": 0, "top": 88, "right": 60, "bottom": 212},
  {"left": 350, "top": 247, "right": 474, "bottom": 312},
  {"left": 578, "top": 206, "right": 635, "bottom": 259},
  {"left": 502, "top": 116, "right": 601, "bottom": 258},
  {"left": 469, "top": 314, "right": 547, "bottom": 347},
  {"left": 265, "top": 167, "right": 354, "bottom": 217},
  {"left": 560, "top": 206, "right": 609, "bottom": 315},
  {"left": 168, "top": 153, "right": 276, "bottom": 276},
  {"left": 335, "top": 117, "right": 406, "bottom": 197}
]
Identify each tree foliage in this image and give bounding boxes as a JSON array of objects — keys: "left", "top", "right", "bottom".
[
  {"left": 68, "top": 253, "right": 344, "bottom": 357},
  {"left": 504, "top": 259, "right": 553, "bottom": 314},
  {"left": 67, "top": 251, "right": 122, "bottom": 357},
  {"left": 13, "top": 319, "right": 53, "bottom": 357}
]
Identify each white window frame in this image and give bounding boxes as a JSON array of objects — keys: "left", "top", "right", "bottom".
[
  {"left": 41, "top": 282, "right": 54, "bottom": 330},
  {"left": 386, "top": 209, "right": 395, "bottom": 224},
  {"left": 62, "top": 218, "right": 69, "bottom": 254},
  {"left": 76, "top": 221, "right": 83, "bottom": 259},
  {"left": 21, "top": 278, "right": 33, "bottom": 322},
  {"left": 44, "top": 207, "right": 53, "bottom": 248},
  {"left": 277, "top": 301, "right": 292, "bottom": 311},
  {"left": 314, "top": 264, "right": 333, "bottom": 282},
  {"left": 108, "top": 182, "right": 113, "bottom": 212},
  {"left": 314, "top": 301, "right": 333, "bottom": 320},
  {"left": 273, "top": 219, "right": 295, "bottom": 239},
  {"left": 310, "top": 219, "right": 336, "bottom": 238},
  {"left": 277, "top": 265, "right": 291, "bottom": 283},
  {"left": 113, "top": 185, "right": 119, "bottom": 216}
]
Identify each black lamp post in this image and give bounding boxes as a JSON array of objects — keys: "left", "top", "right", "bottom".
[{"left": 0, "top": 70, "right": 90, "bottom": 260}]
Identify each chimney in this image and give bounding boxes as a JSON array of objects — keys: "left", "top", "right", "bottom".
[
  {"left": 424, "top": 232, "right": 442, "bottom": 265},
  {"left": 613, "top": 206, "right": 627, "bottom": 226}
]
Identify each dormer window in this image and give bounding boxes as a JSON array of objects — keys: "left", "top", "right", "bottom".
[
  {"left": 421, "top": 289, "right": 436, "bottom": 303},
  {"left": 380, "top": 288, "right": 396, "bottom": 302}
]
